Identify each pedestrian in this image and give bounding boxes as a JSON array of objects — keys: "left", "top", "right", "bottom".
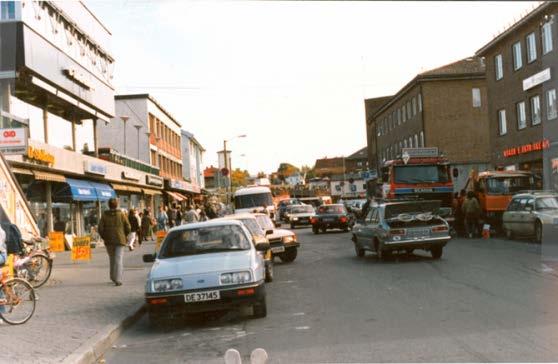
[
  {"left": 137, "top": 211, "right": 144, "bottom": 245},
  {"left": 98, "top": 198, "right": 131, "bottom": 286},
  {"left": 157, "top": 206, "right": 168, "bottom": 232},
  {"left": 462, "top": 191, "right": 481, "bottom": 238},
  {"left": 167, "top": 204, "right": 177, "bottom": 228},
  {"left": 184, "top": 205, "right": 199, "bottom": 224},
  {"left": 175, "top": 205, "right": 183, "bottom": 227},
  {"left": 127, "top": 208, "right": 140, "bottom": 251},
  {"left": 205, "top": 203, "right": 217, "bottom": 219},
  {"left": 141, "top": 209, "right": 153, "bottom": 242},
  {"left": 0, "top": 225, "right": 6, "bottom": 311},
  {"left": 198, "top": 210, "right": 208, "bottom": 222}
]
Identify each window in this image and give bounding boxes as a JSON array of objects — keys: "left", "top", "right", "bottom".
[
  {"left": 531, "top": 95, "right": 541, "bottom": 125},
  {"left": 542, "top": 21, "right": 553, "bottom": 55},
  {"left": 526, "top": 32, "right": 537, "bottom": 62},
  {"left": 472, "top": 88, "right": 481, "bottom": 107},
  {"left": 403, "top": 139, "right": 407, "bottom": 148},
  {"left": 495, "top": 54, "right": 503, "bottom": 80},
  {"left": 412, "top": 97, "right": 417, "bottom": 116},
  {"left": 402, "top": 106, "right": 406, "bottom": 122},
  {"left": 408, "top": 137, "right": 413, "bottom": 148},
  {"left": 420, "top": 131, "right": 424, "bottom": 147},
  {"left": 498, "top": 109, "right": 507, "bottom": 135},
  {"left": 516, "top": 101, "right": 526, "bottom": 129},
  {"left": 512, "top": 41, "right": 523, "bottom": 70},
  {"left": 406, "top": 101, "right": 411, "bottom": 119},
  {"left": 397, "top": 108, "right": 401, "bottom": 124},
  {"left": 414, "top": 134, "right": 418, "bottom": 148},
  {"left": 547, "top": 89, "right": 557, "bottom": 120},
  {"left": 418, "top": 93, "right": 422, "bottom": 112},
  {"left": 0, "top": 1, "right": 16, "bottom": 20}
]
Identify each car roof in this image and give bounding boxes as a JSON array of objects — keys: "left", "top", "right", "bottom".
[
  {"left": 169, "top": 219, "right": 243, "bottom": 232},
  {"left": 234, "top": 186, "right": 272, "bottom": 196},
  {"left": 216, "top": 213, "right": 257, "bottom": 221}
]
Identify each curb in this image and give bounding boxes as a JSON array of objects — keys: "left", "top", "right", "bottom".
[{"left": 61, "top": 302, "right": 146, "bottom": 364}]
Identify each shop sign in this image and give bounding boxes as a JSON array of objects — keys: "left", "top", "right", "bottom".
[
  {"left": 71, "top": 236, "right": 91, "bottom": 261},
  {"left": 48, "top": 231, "right": 65, "bottom": 252},
  {"left": 83, "top": 161, "right": 107, "bottom": 176},
  {"left": 523, "top": 68, "right": 551, "bottom": 91},
  {"left": 169, "top": 179, "right": 188, "bottom": 191},
  {"left": 146, "top": 175, "right": 163, "bottom": 187},
  {"left": 184, "top": 181, "right": 201, "bottom": 194},
  {"left": 122, "top": 170, "right": 140, "bottom": 181},
  {"left": 503, "top": 139, "right": 550, "bottom": 158},
  {"left": 401, "top": 147, "right": 438, "bottom": 158},
  {"left": 0, "top": 128, "right": 28, "bottom": 155},
  {"left": 156, "top": 231, "right": 166, "bottom": 252},
  {"left": 26, "top": 146, "right": 55, "bottom": 166}
]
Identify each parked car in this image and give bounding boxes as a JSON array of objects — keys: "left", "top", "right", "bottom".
[
  {"left": 253, "top": 213, "right": 299, "bottom": 262},
  {"left": 143, "top": 220, "right": 269, "bottom": 325},
  {"left": 311, "top": 204, "right": 354, "bottom": 233},
  {"left": 347, "top": 199, "right": 367, "bottom": 216},
  {"left": 351, "top": 200, "right": 451, "bottom": 260},
  {"left": 277, "top": 198, "right": 300, "bottom": 221},
  {"left": 285, "top": 204, "right": 316, "bottom": 228},
  {"left": 502, "top": 191, "right": 558, "bottom": 243},
  {"left": 215, "top": 214, "right": 275, "bottom": 282}
]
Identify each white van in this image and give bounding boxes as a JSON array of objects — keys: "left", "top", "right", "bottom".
[{"left": 234, "top": 186, "right": 276, "bottom": 218}]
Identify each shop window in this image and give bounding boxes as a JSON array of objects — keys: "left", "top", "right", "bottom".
[
  {"left": 542, "top": 21, "right": 553, "bottom": 55},
  {"left": 498, "top": 109, "right": 507, "bottom": 135},
  {"left": 531, "top": 95, "right": 541, "bottom": 125},
  {"left": 516, "top": 101, "right": 526, "bottom": 130},
  {"left": 512, "top": 41, "right": 523, "bottom": 70},
  {"left": 495, "top": 54, "right": 503, "bottom": 80},
  {"left": 547, "top": 89, "right": 557, "bottom": 120},
  {"left": 526, "top": 32, "right": 537, "bottom": 63}
]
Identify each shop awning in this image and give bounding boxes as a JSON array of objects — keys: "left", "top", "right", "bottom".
[
  {"left": 53, "top": 178, "right": 116, "bottom": 202},
  {"left": 89, "top": 181, "right": 117, "bottom": 201},
  {"left": 143, "top": 188, "right": 162, "bottom": 195},
  {"left": 166, "top": 191, "right": 187, "bottom": 202},
  {"left": 34, "top": 170, "right": 67, "bottom": 183},
  {"left": 12, "top": 167, "right": 33, "bottom": 176}
]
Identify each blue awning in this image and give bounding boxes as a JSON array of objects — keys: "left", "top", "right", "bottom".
[
  {"left": 53, "top": 178, "right": 116, "bottom": 202},
  {"left": 89, "top": 181, "right": 117, "bottom": 201}
]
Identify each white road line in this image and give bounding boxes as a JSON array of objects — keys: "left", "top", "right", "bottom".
[{"left": 295, "top": 326, "right": 310, "bottom": 330}]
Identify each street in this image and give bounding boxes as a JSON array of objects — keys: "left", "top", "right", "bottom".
[{"left": 104, "top": 227, "right": 558, "bottom": 363}]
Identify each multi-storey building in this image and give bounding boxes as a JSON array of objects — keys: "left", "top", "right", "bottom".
[
  {"left": 365, "top": 57, "right": 492, "bottom": 190},
  {"left": 181, "top": 129, "right": 205, "bottom": 197},
  {"left": 476, "top": 2, "right": 558, "bottom": 188}
]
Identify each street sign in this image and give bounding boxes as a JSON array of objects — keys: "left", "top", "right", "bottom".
[
  {"left": 401, "top": 147, "right": 439, "bottom": 158},
  {"left": 0, "top": 128, "right": 28, "bottom": 155},
  {"left": 71, "top": 236, "right": 91, "bottom": 261},
  {"left": 402, "top": 151, "right": 411, "bottom": 164},
  {"left": 221, "top": 168, "right": 229, "bottom": 176}
]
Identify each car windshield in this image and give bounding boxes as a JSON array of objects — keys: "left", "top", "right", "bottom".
[
  {"left": 485, "top": 176, "right": 534, "bottom": 194},
  {"left": 317, "top": 205, "right": 345, "bottom": 214},
  {"left": 255, "top": 215, "right": 275, "bottom": 231},
  {"left": 234, "top": 192, "right": 273, "bottom": 209},
  {"left": 535, "top": 197, "right": 558, "bottom": 210},
  {"left": 394, "top": 165, "right": 450, "bottom": 183},
  {"left": 237, "top": 218, "right": 265, "bottom": 237},
  {"left": 158, "top": 225, "right": 251, "bottom": 258},
  {"left": 291, "top": 206, "right": 314, "bottom": 214}
]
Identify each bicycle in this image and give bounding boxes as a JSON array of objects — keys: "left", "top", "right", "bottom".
[
  {"left": 15, "top": 237, "right": 53, "bottom": 289},
  {"left": 0, "top": 262, "right": 36, "bottom": 325}
]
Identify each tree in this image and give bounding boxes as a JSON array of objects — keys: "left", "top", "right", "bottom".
[
  {"left": 257, "top": 171, "right": 267, "bottom": 178},
  {"left": 300, "top": 165, "right": 315, "bottom": 180},
  {"left": 277, "top": 163, "right": 300, "bottom": 181},
  {"left": 231, "top": 168, "right": 250, "bottom": 187}
]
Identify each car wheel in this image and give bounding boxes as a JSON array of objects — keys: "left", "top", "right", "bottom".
[
  {"left": 535, "top": 221, "right": 543, "bottom": 244},
  {"left": 312, "top": 226, "right": 319, "bottom": 234},
  {"left": 279, "top": 247, "right": 297, "bottom": 263},
  {"left": 253, "top": 297, "right": 267, "bottom": 318},
  {"left": 354, "top": 242, "right": 365, "bottom": 257},
  {"left": 265, "top": 261, "right": 274, "bottom": 282},
  {"left": 343, "top": 226, "right": 350, "bottom": 232},
  {"left": 321, "top": 227, "right": 327, "bottom": 233},
  {"left": 431, "top": 247, "right": 443, "bottom": 259},
  {"left": 505, "top": 227, "right": 514, "bottom": 240}
]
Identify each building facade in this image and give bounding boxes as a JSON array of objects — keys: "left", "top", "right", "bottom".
[
  {"left": 181, "top": 129, "right": 205, "bottom": 194},
  {"left": 366, "top": 57, "right": 492, "bottom": 191},
  {"left": 476, "top": 2, "right": 558, "bottom": 188},
  {"left": 0, "top": 1, "right": 163, "bottom": 238}
]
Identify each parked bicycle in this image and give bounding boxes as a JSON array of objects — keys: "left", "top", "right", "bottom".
[
  {"left": 0, "top": 264, "right": 36, "bottom": 325},
  {"left": 15, "top": 238, "right": 53, "bottom": 289}
]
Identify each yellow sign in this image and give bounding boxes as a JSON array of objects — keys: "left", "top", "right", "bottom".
[
  {"left": 71, "top": 236, "right": 91, "bottom": 261},
  {"left": 155, "top": 231, "right": 166, "bottom": 252},
  {"left": 48, "top": 231, "right": 65, "bottom": 252},
  {"left": 27, "top": 146, "right": 55, "bottom": 165}
]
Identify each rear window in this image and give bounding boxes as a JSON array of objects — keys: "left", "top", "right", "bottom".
[
  {"left": 291, "top": 206, "right": 314, "bottom": 214},
  {"left": 317, "top": 205, "right": 345, "bottom": 214}
]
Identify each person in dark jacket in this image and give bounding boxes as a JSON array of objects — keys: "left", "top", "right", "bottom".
[
  {"left": 462, "top": 191, "right": 481, "bottom": 238},
  {"left": 98, "top": 198, "right": 131, "bottom": 286},
  {"left": 128, "top": 208, "right": 140, "bottom": 251}
]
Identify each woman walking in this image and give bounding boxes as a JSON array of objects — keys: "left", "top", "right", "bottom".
[{"left": 141, "top": 209, "right": 154, "bottom": 242}]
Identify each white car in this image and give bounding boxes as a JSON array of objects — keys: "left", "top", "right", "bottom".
[
  {"left": 143, "top": 220, "right": 269, "bottom": 325},
  {"left": 253, "top": 213, "right": 299, "bottom": 263}
]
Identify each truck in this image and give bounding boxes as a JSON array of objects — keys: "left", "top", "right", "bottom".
[
  {"left": 233, "top": 186, "right": 277, "bottom": 219},
  {"left": 374, "top": 148, "right": 454, "bottom": 218},
  {"left": 464, "top": 169, "right": 536, "bottom": 230}
]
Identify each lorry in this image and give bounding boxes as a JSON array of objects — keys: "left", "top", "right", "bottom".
[
  {"left": 464, "top": 169, "right": 536, "bottom": 229},
  {"left": 234, "top": 186, "right": 277, "bottom": 219}
]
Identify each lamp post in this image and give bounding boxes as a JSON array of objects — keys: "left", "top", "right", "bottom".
[
  {"left": 223, "top": 134, "right": 246, "bottom": 203},
  {"left": 134, "top": 124, "right": 142, "bottom": 159},
  {"left": 120, "top": 115, "right": 130, "bottom": 155}
]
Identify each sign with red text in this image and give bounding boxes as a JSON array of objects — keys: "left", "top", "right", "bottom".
[
  {"left": 48, "top": 231, "right": 65, "bottom": 252},
  {"left": 0, "top": 128, "right": 27, "bottom": 155},
  {"left": 71, "top": 236, "right": 91, "bottom": 261},
  {"left": 503, "top": 139, "right": 550, "bottom": 158}
]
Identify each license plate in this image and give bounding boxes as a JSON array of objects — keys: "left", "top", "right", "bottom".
[
  {"left": 271, "top": 246, "right": 285, "bottom": 253},
  {"left": 184, "top": 290, "right": 220, "bottom": 303},
  {"left": 323, "top": 218, "right": 335, "bottom": 222},
  {"left": 408, "top": 228, "right": 430, "bottom": 238}
]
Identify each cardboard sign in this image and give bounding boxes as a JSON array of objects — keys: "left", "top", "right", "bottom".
[
  {"left": 156, "top": 231, "right": 166, "bottom": 252},
  {"left": 48, "top": 231, "right": 65, "bottom": 252},
  {"left": 71, "top": 236, "right": 91, "bottom": 261}
]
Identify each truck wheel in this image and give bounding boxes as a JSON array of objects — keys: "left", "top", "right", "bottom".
[
  {"left": 354, "top": 242, "right": 365, "bottom": 257},
  {"left": 431, "top": 247, "right": 443, "bottom": 259},
  {"left": 253, "top": 297, "right": 267, "bottom": 318},
  {"left": 279, "top": 248, "right": 297, "bottom": 263},
  {"left": 312, "top": 226, "right": 319, "bottom": 234}
]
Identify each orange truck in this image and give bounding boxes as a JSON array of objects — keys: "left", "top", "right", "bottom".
[{"left": 464, "top": 170, "right": 536, "bottom": 229}]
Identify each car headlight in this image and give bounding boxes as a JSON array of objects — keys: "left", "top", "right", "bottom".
[
  {"left": 153, "top": 278, "right": 183, "bottom": 292},
  {"left": 283, "top": 235, "right": 296, "bottom": 243},
  {"left": 220, "top": 271, "right": 252, "bottom": 285}
]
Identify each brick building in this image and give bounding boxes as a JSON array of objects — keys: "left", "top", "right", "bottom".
[
  {"left": 476, "top": 2, "right": 558, "bottom": 188},
  {"left": 365, "top": 57, "right": 492, "bottom": 190}
]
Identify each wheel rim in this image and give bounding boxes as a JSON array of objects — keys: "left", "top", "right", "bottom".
[{"left": 0, "top": 279, "right": 36, "bottom": 325}]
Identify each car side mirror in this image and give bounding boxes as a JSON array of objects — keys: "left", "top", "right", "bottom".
[
  {"left": 143, "top": 253, "right": 156, "bottom": 263},
  {"left": 255, "top": 242, "right": 270, "bottom": 252},
  {"left": 265, "top": 229, "right": 274, "bottom": 235}
]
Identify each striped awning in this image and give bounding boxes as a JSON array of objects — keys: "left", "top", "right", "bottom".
[
  {"left": 12, "top": 167, "right": 33, "bottom": 175},
  {"left": 142, "top": 188, "right": 162, "bottom": 195},
  {"left": 166, "top": 191, "right": 187, "bottom": 202},
  {"left": 33, "top": 170, "right": 66, "bottom": 183}
]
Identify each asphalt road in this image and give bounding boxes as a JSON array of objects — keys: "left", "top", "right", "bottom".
[{"left": 103, "top": 226, "right": 558, "bottom": 363}]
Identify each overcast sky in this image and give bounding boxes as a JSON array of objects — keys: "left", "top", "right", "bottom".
[{"left": 88, "top": 0, "right": 538, "bottom": 174}]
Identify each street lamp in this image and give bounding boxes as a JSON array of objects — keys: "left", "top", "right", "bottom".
[
  {"left": 120, "top": 115, "right": 130, "bottom": 155},
  {"left": 223, "top": 134, "right": 247, "bottom": 202},
  {"left": 134, "top": 124, "right": 142, "bottom": 159}
]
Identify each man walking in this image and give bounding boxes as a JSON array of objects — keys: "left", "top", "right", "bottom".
[
  {"left": 184, "top": 205, "right": 199, "bottom": 224},
  {"left": 462, "top": 191, "right": 481, "bottom": 239},
  {"left": 98, "top": 198, "right": 131, "bottom": 286}
]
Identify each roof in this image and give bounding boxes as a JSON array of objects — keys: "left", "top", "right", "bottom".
[
  {"left": 346, "top": 146, "right": 368, "bottom": 160},
  {"left": 364, "top": 96, "right": 393, "bottom": 122},
  {"left": 167, "top": 219, "right": 242, "bottom": 233},
  {"left": 314, "top": 157, "right": 344, "bottom": 170},
  {"left": 115, "top": 94, "right": 181, "bottom": 127},
  {"left": 371, "top": 57, "right": 485, "bottom": 118},
  {"left": 204, "top": 166, "right": 218, "bottom": 178},
  {"left": 477, "top": 2, "right": 554, "bottom": 55},
  {"left": 234, "top": 186, "right": 272, "bottom": 196},
  {"left": 181, "top": 130, "right": 206, "bottom": 152}
]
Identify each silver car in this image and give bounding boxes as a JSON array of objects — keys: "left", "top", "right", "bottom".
[{"left": 502, "top": 192, "right": 558, "bottom": 243}]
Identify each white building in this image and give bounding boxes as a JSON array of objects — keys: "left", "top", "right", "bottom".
[{"left": 181, "top": 130, "right": 205, "bottom": 192}]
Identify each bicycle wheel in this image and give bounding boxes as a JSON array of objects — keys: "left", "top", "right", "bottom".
[
  {"left": 24, "top": 254, "right": 52, "bottom": 288},
  {"left": 0, "top": 278, "right": 36, "bottom": 325}
]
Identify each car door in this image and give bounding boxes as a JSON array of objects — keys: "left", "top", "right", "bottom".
[
  {"left": 522, "top": 198, "right": 537, "bottom": 235},
  {"left": 503, "top": 198, "right": 520, "bottom": 233},
  {"left": 513, "top": 198, "right": 529, "bottom": 236},
  {"left": 357, "top": 208, "right": 377, "bottom": 249}
]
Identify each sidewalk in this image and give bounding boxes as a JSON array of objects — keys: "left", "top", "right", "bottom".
[{"left": 0, "top": 240, "right": 155, "bottom": 364}]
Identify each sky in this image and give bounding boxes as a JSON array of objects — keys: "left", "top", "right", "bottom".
[{"left": 88, "top": 0, "right": 539, "bottom": 175}]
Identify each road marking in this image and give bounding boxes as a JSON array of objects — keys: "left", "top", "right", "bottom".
[
  {"left": 541, "top": 264, "right": 555, "bottom": 273},
  {"left": 277, "top": 280, "right": 296, "bottom": 284},
  {"left": 293, "top": 312, "right": 305, "bottom": 316},
  {"left": 295, "top": 326, "right": 310, "bottom": 330}
]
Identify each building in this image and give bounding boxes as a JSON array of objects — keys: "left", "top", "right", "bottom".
[
  {"left": 363, "top": 96, "right": 392, "bottom": 171},
  {"left": 204, "top": 165, "right": 219, "bottom": 189},
  {"left": 284, "top": 172, "right": 305, "bottom": 186},
  {"left": 0, "top": 2, "right": 165, "bottom": 238},
  {"left": 181, "top": 129, "right": 205, "bottom": 196},
  {"left": 476, "top": 2, "right": 558, "bottom": 188},
  {"left": 329, "top": 173, "right": 367, "bottom": 200},
  {"left": 366, "top": 57, "right": 492, "bottom": 190},
  {"left": 346, "top": 146, "right": 370, "bottom": 172},
  {"left": 313, "top": 157, "right": 356, "bottom": 178}
]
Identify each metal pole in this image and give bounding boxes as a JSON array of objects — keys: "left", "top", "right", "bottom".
[{"left": 223, "top": 139, "right": 229, "bottom": 203}]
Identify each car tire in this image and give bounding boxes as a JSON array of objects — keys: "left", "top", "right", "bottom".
[
  {"left": 279, "top": 247, "right": 297, "bottom": 263},
  {"left": 312, "top": 226, "right": 319, "bottom": 234},
  {"left": 321, "top": 227, "right": 327, "bottom": 233},
  {"left": 253, "top": 297, "right": 267, "bottom": 318},
  {"left": 265, "top": 262, "right": 274, "bottom": 282},
  {"left": 431, "top": 247, "right": 443, "bottom": 259},
  {"left": 505, "top": 228, "right": 514, "bottom": 240},
  {"left": 535, "top": 221, "right": 543, "bottom": 244},
  {"left": 354, "top": 242, "right": 365, "bottom": 257}
]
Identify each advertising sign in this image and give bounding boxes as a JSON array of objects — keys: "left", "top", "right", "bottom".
[
  {"left": 83, "top": 160, "right": 107, "bottom": 176},
  {"left": 48, "top": 231, "right": 65, "bottom": 252},
  {"left": 0, "top": 128, "right": 28, "bottom": 155},
  {"left": 71, "top": 236, "right": 91, "bottom": 261}
]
